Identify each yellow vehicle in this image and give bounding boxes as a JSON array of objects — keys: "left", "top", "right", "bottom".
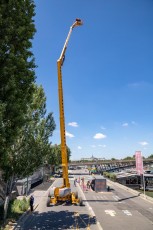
[{"left": 47, "top": 19, "right": 83, "bottom": 206}]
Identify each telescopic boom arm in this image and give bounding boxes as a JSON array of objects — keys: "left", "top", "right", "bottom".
[{"left": 57, "top": 19, "right": 83, "bottom": 188}]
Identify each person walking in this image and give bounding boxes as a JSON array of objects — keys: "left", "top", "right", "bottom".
[
  {"left": 87, "top": 181, "right": 90, "bottom": 189},
  {"left": 29, "top": 195, "right": 34, "bottom": 212},
  {"left": 74, "top": 178, "right": 77, "bottom": 186}
]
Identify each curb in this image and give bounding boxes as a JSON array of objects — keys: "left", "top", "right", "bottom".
[
  {"left": 107, "top": 179, "right": 140, "bottom": 195},
  {"left": 107, "top": 179, "right": 153, "bottom": 203}
]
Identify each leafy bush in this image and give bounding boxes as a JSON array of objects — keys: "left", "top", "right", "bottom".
[
  {"left": 7, "top": 198, "right": 29, "bottom": 219},
  {"left": 103, "top": 172, "right": 116, "bottom": 181},
  {"left": 109, "top": 173, "right": 117, "bottom": 181},
  {"left": 19, "top": 198, "right": 29, "bottom": 212},
  {"left": 11, "top": 199, "right": 22, "bottom": 214}
]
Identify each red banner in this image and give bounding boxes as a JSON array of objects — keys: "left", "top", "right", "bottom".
[{"left": 135, "top": 151, "right": 143, "bottom": 175}]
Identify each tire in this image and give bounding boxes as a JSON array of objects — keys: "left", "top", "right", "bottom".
[
  {"left": 47, "top": 197, "right": 50, "bottom": 207},
  {"left": 74, "top": 191, "right": 78, "bottom": 199},
  {"left": 79, "top": 197, "right": 83, "bottom": 206}
]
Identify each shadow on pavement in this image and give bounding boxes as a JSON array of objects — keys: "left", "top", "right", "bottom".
[
  {"left": 15, "top": 210, "right": 96, "bottom": 230},
  {"left": 118, "top": 194, "right": 140, "bottom": 202},
  {"left": 83, "top": 194, "right": 140, "bottom": 203}
]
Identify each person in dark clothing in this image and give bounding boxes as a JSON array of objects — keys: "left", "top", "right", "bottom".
[
  {"left": 30, "top": 195, "right": 34, "bottom": 212},
  {"left": 87, "top": 181, "right": 90, "bottom": 189},
  {"left": 91, "top": 179, "right": 95, "bottom": 191},
  {"left": 145, "top": 180, "right": 148, "bottom": 189}
]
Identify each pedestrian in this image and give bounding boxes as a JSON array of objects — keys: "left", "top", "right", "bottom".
[
  {"left": 29, "top": 195, "right": 34, "bottom": 212},
  {"left": 87, "top": 181, "right": 90, "bottom": 189},
  {"left": 145, "top": 180, "right": 148, "bottom": 189},
  {"left": 74, "top": 178, "right": 77, "bottom": 186}
]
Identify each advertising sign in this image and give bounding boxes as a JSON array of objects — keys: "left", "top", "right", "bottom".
[{"left": 135, "top": 151, "right": 143, "bottom": 175}]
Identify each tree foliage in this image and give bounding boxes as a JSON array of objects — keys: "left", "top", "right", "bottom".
[
  {"left": 46, "top": 144, "right": 71, "bottom": 166},
  {"left": 2, "top": 85, "right": 56, "bottom": 180},
  {"left": 147, "top": 154, "right": 153, "bottom": 159},
  {"left": 0, "top": 0, "right": 36, "bottom": 169},
  {"left": 123, "top": 156, "right": 135, "bottom": 160},
  {"left": 0, "top": 1, "right": 57, "bottom": 220}
]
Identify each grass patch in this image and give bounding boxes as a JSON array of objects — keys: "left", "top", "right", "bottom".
[{"left": 137, "top": 190, "right": 153, "bottom": 198}]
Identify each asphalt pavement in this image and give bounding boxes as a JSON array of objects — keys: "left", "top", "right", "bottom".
[
  {"left": 14, "top": 177, "right": 98, "bottom": 230},
  {"left": 13, "top": 175, "right": 153, "bottom": 230}
]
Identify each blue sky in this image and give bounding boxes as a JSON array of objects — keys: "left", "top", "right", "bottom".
[{"left": 33, "top": 0, "right": 153, "bottom": 160}]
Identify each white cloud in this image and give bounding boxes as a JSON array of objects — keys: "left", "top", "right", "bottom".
[
  {"left": 98, "top": 144, "right": 106, "bottom": 148},
  {"left": 139, "top": 141, "right": 148, "bottom": 146},
  {"left": 65, "top": 131, "right": 74, "bottom": 138},
  {"left": 122, "top": 123, "right": 128, "bottom": 127},
  {"left": 68, "top": 122, "right": 78, "bottom": 127},
  {"left": 93, "top": 133, "right": 106, "bottom": 139},
  {"left": 91, "top": 145, "right": 96, "bottom": 148},
  {"left": 78, "top": 146, "right": 82, "bottom": 150}
]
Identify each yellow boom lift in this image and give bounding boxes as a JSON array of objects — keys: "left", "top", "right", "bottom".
[{"left": 47, "top": 19, "right": 83, "bottom": 206}]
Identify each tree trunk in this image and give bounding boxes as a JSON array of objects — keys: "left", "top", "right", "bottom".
[
  {"left": 3, "top": 175, "right": 15, "bottom": 221},
  {"left": 3, "top": 195, "right": 9, "bottom": 221}
]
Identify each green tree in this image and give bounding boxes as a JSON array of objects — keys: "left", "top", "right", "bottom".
[
  {"left": 123, "top": 156, "right": 134, "bottom": 160},
  {"left": 0, "top": 0, "right": 36, "bottom": 169},
  {"left": 0, "top": 1, "right": 56, "bottom": 220},
  {"left": 47, "top": 144, "right": 71, "bottom": 166},
  {"left": 6, "top": 85, "right": 56, "bottom": 180},
  {"left": 147, "top": 154, "right": 153, "bottom": 159},
  {"left": 111, "top": 158, "right": 117, "bottom": 161},
  {"left": 2, "top": 84, "right": 56, "bottom": 220}
]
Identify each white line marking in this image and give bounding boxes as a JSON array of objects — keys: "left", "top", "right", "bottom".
[
  {"left": 112, "top": 195, "right": 119, "bottom": 201},
  {"left": 93, "top": 195, "right": 98, "bottom": 202},
  {"left": 122, "top": 210, "right": 132, "bottom": 216},
  {"left": 77, "top": 184, "right": 104, "bottom": 230},
  {"left": 105, "top": 210, "right": 116, "bottom": 217}
]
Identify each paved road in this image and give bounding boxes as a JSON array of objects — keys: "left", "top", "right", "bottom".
[
  {"left": 14, "top": 178, "right": 97, "bottom": 230},
  {"left": 85, "top": 180, "right": 153, "bottom": 230},
  {"left": 14, "top": 175, "right": 153, "bottom": 230}
]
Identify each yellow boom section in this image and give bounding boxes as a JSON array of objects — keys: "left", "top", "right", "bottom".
[{"left": 57, "top": 19, "right": 83, "bottom": 188}]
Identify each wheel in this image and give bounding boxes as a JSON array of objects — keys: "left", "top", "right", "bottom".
[
  {"left": 74, "top": 191, "right": 78, "bottom": 199},
  {"left": 47, "top": 197, "right": 50, "bottom": 207},
  {"left": 79, "top": 197, "right": 83, "bottom": 206}
]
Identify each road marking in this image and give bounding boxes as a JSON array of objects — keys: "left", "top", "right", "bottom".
[
  {"left": 122, "top": 210, "right": 132, "bottom": 216},
  {"left": 118, "top": 201, "right": 125, "bottom": 204},
  {"left": 105, "top": 210, "right": 116, "bottom": 217},
  {"left": 93, "top": 195, "right": 107, "bottom": 200},
  {"left": 112, "top": 195, "right": 119, "bottom": 201},
  {"left": 93, "top": 195, "right": 98, "bottom": 202},
  {"left": 100, "top": 195, "right": 107, "bottom": 199},
  {"left": 77, "top": 184, "right": 104, "bottom": 230}
]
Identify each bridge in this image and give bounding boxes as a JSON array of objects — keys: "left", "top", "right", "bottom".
[{"left": 69, "top": 158, "right": 153, "bottom": 172}]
